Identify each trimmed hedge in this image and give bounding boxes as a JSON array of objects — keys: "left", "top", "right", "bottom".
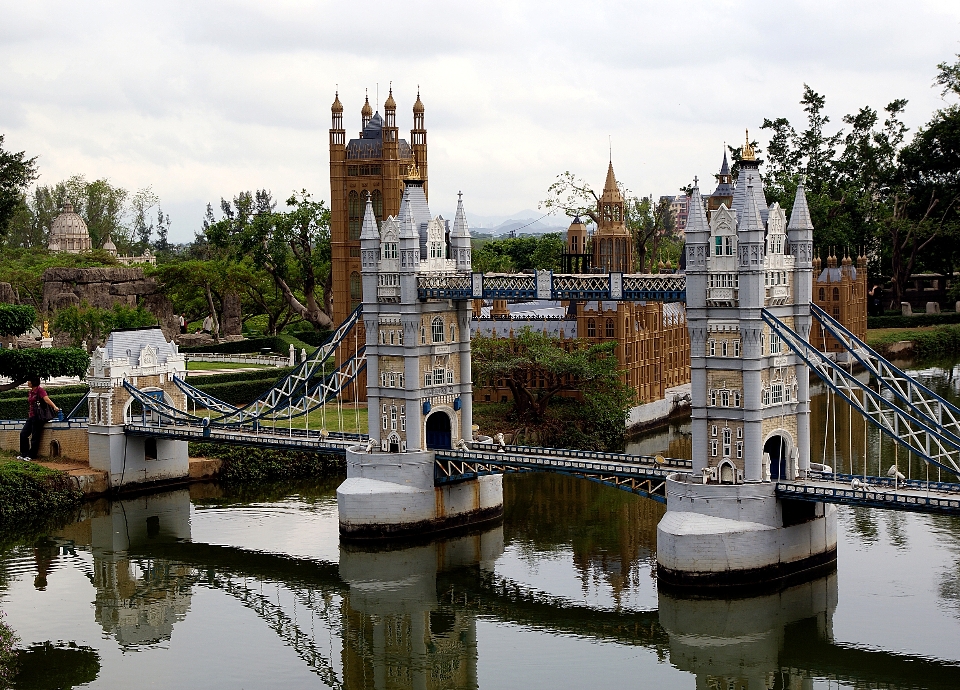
[
  {"left": 286, "top": 329, "right": 332, "bottom": 347},
  {"left": 868, "top": 324, "right": 960, "bottom": 359},
  {"left": 181, "top": 337, "right": 287, "bottom": 354},
  {"left": 868, "top": 311, "right": 960, "bottom": 329},
  {"left": 0, "top": 393, "right": 87, "bottom": 421},
  {"left": 187, "top": 367, "right": 294, "bottom": 386},
  {"left": 0, "top": 383, "right": 88, "bottom": 400}
]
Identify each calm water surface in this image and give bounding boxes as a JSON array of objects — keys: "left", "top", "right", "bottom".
[{"left": 3, "top": 362, "right": 960, "bottom": 688}]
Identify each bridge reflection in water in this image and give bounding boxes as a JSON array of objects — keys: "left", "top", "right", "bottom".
[{"left": 15, "top": 482, "right": 953, "bottom": 689}]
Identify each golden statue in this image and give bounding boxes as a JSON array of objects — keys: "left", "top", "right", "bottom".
[
  {"left": 742, "top": 128, "right": 756, "bottom": 161},
  {"left": 42, "top": 320, "right": 50, "bottom": 338}
]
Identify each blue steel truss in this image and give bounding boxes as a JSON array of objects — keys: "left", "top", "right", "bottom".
[
  {"left": 417, "top": 272, "right": 686, "bottom": 302},
  {"left": 131, "top": 306, "right": 365, "bottom": 427},
  {"left": 762, "top": 308, "right": 960, "bottom": 477}
]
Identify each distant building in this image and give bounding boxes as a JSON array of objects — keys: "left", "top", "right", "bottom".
[
  {"left": 474, "top": 159, "right": 691, "bottom": 407},
  {"left": 810, "top": 251, "right": 867, "bottom": 352},
  {"left": 48, "top": 203, "right": 155, "bottom": 265},
  {"left": 48, "top": 202, "right": 92, "bottom": 253},
  {"left": 663, "top": 194, "right": 690, "bottom": 234}
]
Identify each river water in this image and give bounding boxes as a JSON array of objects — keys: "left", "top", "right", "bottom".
[{"left": 3, "top": 363, "right": 960, "bottom": 688}]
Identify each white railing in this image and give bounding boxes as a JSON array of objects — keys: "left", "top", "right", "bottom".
[{"left": 185, "top": 353, "right": 290, "bottom": 367}]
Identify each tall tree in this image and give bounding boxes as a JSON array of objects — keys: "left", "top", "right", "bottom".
[
  {"left": 0, "top": 134, "right": 38, "bottom": 239},
  {"left": 130, "top": 187, "right": 159, "bottom": 251},
  {"left": 205, "top": 189, "right": 334, "bottom": 329}
]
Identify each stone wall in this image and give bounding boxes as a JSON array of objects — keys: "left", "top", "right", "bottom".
[
  {"left": 0, "top": 423, "right": 90, "bottom": 462},
  {"left": 41, "top": 267, "right": 178, "bottom": 343}
]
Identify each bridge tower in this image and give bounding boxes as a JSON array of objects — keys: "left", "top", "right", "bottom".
[
  {"left": 337, "top": 185, "right": 504, "bottom": 539},
  {"left": 658, "top": 144, "right": 836, "bottom": 590},
  {"left": 87, "top": 327, "right": 190, "bottom": 488}
]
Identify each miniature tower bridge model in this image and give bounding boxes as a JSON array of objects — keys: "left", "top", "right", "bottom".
[{"left": 336, "top": 184, "right": 503, "bottom": 538}]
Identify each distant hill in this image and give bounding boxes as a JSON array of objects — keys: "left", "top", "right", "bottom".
[{"left": 437, "top": 208, "right": 571, "bottom": 236}]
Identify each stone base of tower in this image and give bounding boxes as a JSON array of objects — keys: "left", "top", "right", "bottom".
[
  {"left": 656, "top": 474, "right": 837, "bottom": 592},
  {"left": 88, "top": 424, "right": 190, "bottom": 490},
  {"left": 337, "top": 447, "right": 504, "bottom": 540}
]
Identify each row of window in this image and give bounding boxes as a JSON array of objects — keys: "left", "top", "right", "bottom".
[
  {"left": 713, "top": 236, "right": 735, "bottom": 256},
  {"left": 707, "top": 339, "right": 740, "bottom": 357},
  {"left": 347, "top": 190, "right": 384, "bottom": 239},
  {"left": 380, "top": 372, "right": 405, "bottom": 388},
  {"left": 709, "top": 273, "right": 739, "bottom": 288},
  {"left": 348, "top": 165, "right": 382, "bottom": 176},
  {"left": 711, "top": 425, "right": 744, "bottom": 458},
  {"left": 762, "top": 381, "right": 794, "bottom": 405},
  {"left": 379, "top": 329, "right": 403, "bottom": 345},
  {"left": 765, "top": 271, "right": 788, "bottom": 286},
  {"left": 382, "top": 243, "right": 398, "bottom": 259},
  {"left": 768, "top": 235, "right": 785, "bottom": 254},
  {"left": 381, "top": 404, "right": 406, "bottom": 431},
  {"left": 425, "top": 368, "right": 455, "bottom": 387},
  {"left": 421, "top": 318, "right": 456, "bottom": 345},
  {"left": 709, "top": 389, "right": 741, "bottom": 407},
  {"left": 586, "top": 318, "right": 615, "bottom": 338}
]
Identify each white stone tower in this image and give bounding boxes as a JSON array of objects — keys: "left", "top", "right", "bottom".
[
  {"left": 658, "top": 144, "right": 836, "bottom": 590},
  {"left": 338, "top": 183, "right": 503, "bottom": 539}
]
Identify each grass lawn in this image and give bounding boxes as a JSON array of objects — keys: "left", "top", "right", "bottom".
[
  {"left": 195, "top": 403, "right": 369, "bottom": 435},
  {"left": 186, "top": 361, "right": 275, "bottom": 371}
]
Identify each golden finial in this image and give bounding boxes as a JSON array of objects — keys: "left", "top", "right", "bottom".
[
  {"left": 404, "top": 161, "right": 422, "bottom": 179},
  {"left": 42, "top": 320, "right": 49, "bottom": 338},
  {"left": 742, "top": 129, "right": 756, "bottom": 161}
]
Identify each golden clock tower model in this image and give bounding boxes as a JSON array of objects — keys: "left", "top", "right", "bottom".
[{"left": 329, "top": 88, "right": 428, "bottom": 326}]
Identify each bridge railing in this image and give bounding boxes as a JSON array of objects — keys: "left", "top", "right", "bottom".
[
  {"left": 417, "top": 271, "right": 686, "bottom": 302},
  {"left": 465, "top": 442, "right": 692, "bottom": 469}
]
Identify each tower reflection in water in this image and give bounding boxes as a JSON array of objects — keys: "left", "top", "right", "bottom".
[
  {"left": 45, "top": 486, "right": 959, "bottom": 689},
  {"left": 340, "top": 530, "right": 503, "bottom": 688}
]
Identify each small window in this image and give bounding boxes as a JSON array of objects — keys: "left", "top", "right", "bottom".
[
  {"left": 711, "top": 440, "right": 718, "bottom": 457},
  {"left": 715, "top": 236, "right": 722, "bottom": 255},
  {"left": 708, "top": 339, "right": 715, "bottom": 356},
  {"left": 421, "top": 325, "right": 427, "bottom": 345},
  {"left": 449, "top": 324, "right": 456, "bottom": 342},
  {"left": 818, "top": 287, "right": 825, "bottom": 301},
  {"left": 424, "top": 373, "right": 431, "bottom": 387},
  {"left": 733, "top": 391, "right": 741, "bottom": 407},
  {"left": 605, "top": 319, "right": 615, "bottom": 338},
  {"left": 736, "top": 442, "right": 743, "bottom": 459},
  {"left": 432, "top": 318, "right": 444, "bottom": 343},
  {"left": 587, "top": 319, "right": 596, "bottom": 338},
  {"left": 390, "top": 406, "right": 398, "bottom": 430},
  {"left": 710, "top": 390, "right": 717, "bottom": 406},
  {"left": 737, "top": 427, "right": 743, "bottom": 439},
  {"left": 833, "top": 287, "right": 840, "bottom": 301},
  {"left": 721, "top": 390, "right": 730, "bottom": 407},
  {"left": 712, "top": 425, "right": 718, "bottom": 437},
  {"left": 446, "top": 370, "right": 454, "bottom": 384},
  {"left": 721, "top": 341, "right": 728, "bottom": 357},
  {"left": 734, "top": 340, "right": 741, "bottom": 357}
]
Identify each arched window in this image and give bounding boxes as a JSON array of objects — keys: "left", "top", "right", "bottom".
[
  {"left": 605, "top": 318, "right": 615, "bottom": 338},
  {"left": 348, "top": 191, "right": 361, "bottom": 240},
  {"left": 371, "top": 189, "right": 383, "bottom": 220},
  {"left": 432, "top": 317, "right": 444, "bottom": 343},
  {"left": 349, "top": 271, "right": 362, "bottom": 308},
  {"left": 832, "top": 287, "right": 840, "bottom": 301},
  {"left": 818, "top": 287, "right": 825, "bottom": 301},
  {"left": 587, "top": 319, "right": 596, "bottom": 338}
]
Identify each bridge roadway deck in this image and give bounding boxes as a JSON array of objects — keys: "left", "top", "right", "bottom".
[
  {"left": 123, "top": 424, "right": 960, "bottom": 514},
  {"left": 777, "top": 471, "right": 960, "bottom": 516}
]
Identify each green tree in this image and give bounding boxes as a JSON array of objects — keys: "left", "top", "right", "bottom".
[
  {"left": 0, "top": 134, "right": 39, "bottom": 239},
  {"left": 0, "top": 304, "right": 89, "bottom": 390},
  {"left": 205, "top": 190, "right": 334, "bottom": 329},
  {"left": 53, "top": 302, "right": 157, "bottom": 352},
  {"left": 130, "top": 187, "right": 159, "bottom": 251},
  {"left": 472, "top": 328, "right": 629, "bottom": 420},
  {"left": 470, "top": 234, "right": 563, "bottom": 273}
]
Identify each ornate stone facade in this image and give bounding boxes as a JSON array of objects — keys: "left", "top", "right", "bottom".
[{"left": 810, "top": 252, "right": 868, "bottom": 352}]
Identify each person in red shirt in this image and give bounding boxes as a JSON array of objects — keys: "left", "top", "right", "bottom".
[{"left": 18, "top": 376, "right": 60, "bottom": 461}]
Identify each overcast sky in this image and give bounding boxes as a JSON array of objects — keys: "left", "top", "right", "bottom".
[{"left": 2, "top": 1, "right": 960, "bottom": 241}]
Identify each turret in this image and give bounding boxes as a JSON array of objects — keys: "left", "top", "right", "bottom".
[
  {"left": 450, "top": 191, "right": 472, "bottom": 273},
  {"left": 361, "top": 93, "right": 373, "bottom": 129},
  {"left": 384, "top": 85, "right": 396, "bottom": 128},
  {"left": 411, "top": 90, "right": 428, "bottom": 199}
]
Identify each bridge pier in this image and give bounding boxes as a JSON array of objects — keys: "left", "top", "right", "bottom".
[
  {"left": 87, "top": 327, "right": 189, "bottom": 490},
  {"left": 660, "top": 179, "right": 836, "bottom": 588},
  {"left": 337, "top": 187, "right": 503, "bottom": 539}
]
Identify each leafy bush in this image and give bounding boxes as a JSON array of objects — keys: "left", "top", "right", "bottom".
[
  {"left": 0, "top": 305, "right": 36, "bottom": 337},
  {"left": 0, "top": 459, "right": 82, "bottom": 525},
  {"left": 0, "top": 392, "right": 86, "bottom": 420},
  {"left": 0, "top": 612, "right": 17, "bottom": 689},
  {"left": 190, "top": 443, "right": 343, "bottom": 483},
  {"left": 868, "top": 324, "right": 960, "bottom": 358},
  {"left": 53, "top": 302, "right": 156, "bottom": 350},
  {"left": 0, "top": 347, "right": 88, "bottom": 384}
]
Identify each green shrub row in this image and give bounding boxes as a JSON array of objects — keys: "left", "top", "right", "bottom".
[
  {"left": 868, "top": 311, "right": 960, "bottom": 329},
  {"left": 189, "top": 443, "right": 344, "bottom": 483},
  {"left": 287, "top": 329, "right": 332, "bottom": 347},
  {"left": 186, "top": 367, "right": 294, "bottom": 386},
  {"left": 868, "top": 324, "right": 960, "bottom": 359},
  {"left": 0, "top": 383, "right": 88, "bottom": 400},
  {"left": 0, "top": 393, "right": 87, "bottom": 421},
  {"left": 180, "top": 337, "right": 287, "bottom": 354}
]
